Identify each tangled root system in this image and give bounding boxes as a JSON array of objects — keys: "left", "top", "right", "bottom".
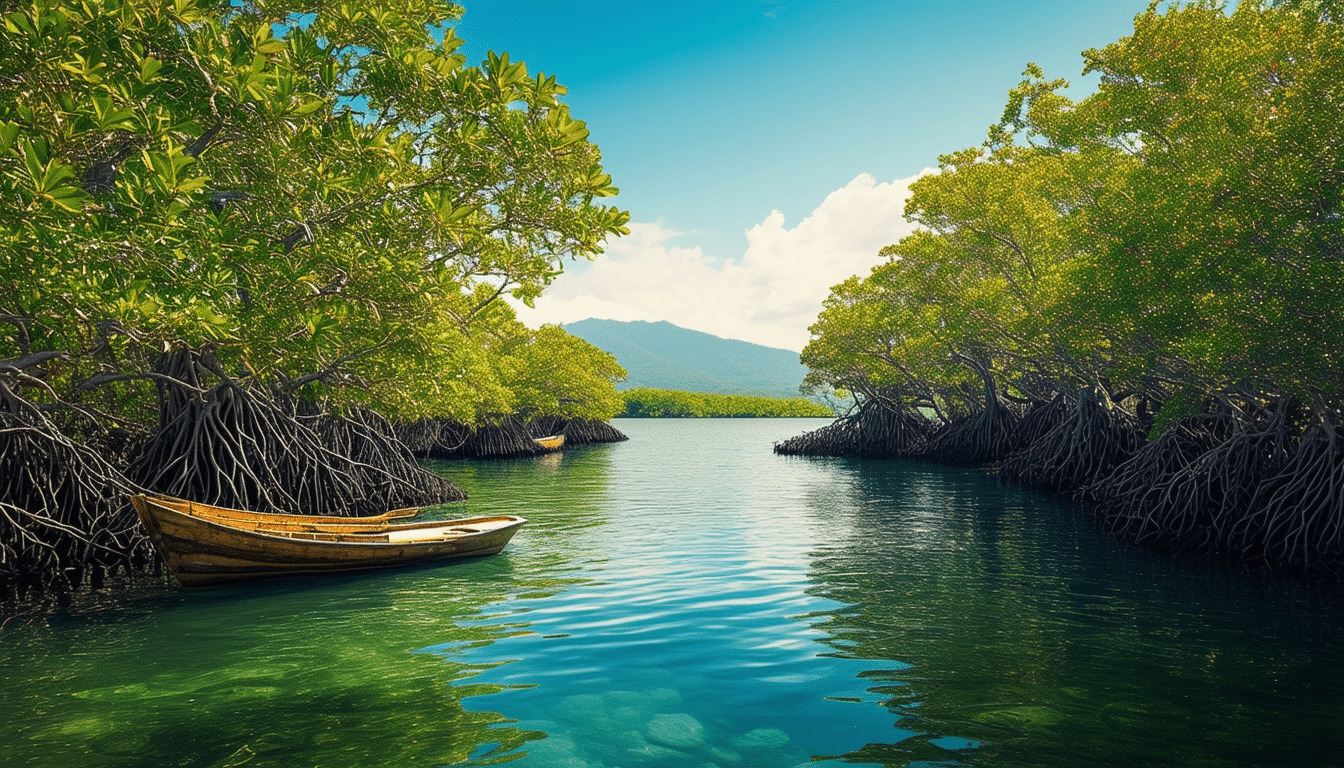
[
  {"left": 774, "top": 398, "right": 933, "bottom": 457},
  {"left": 1, "top": 396, "right": 156, "bottom": 604},
  {"left": 1236, "top": 406, "right": 1343, "bottom": 569},
  {"left": 926, "top": 400, "right": 1021, "bottom": 465},
  {"left": 128, "top": 347, "right": 464, "bottom": 516},
  {"left": 130, "top": 382, "right": 464, "bottom": 516},
  {"left": 401, "top": 416, "right": 628, "bottom": 460},
  {"left": 997, "top": 393, "right": 1143, "bottom": 492},
  {"left": 526, "top": 416, "right": 628, "bottom": 445},
  {"left": 1094, "top": 399, "right": 1295, "bottom": 554},
  {"left": 1013, "top": 395, "right": 1071, "bottom": 451}
]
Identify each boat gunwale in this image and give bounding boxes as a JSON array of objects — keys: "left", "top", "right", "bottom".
[{"left": 144, "top": 494, "right": 421, "bottom": 525}]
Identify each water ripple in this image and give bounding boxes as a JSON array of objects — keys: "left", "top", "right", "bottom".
[{"left": 2, "top": 420, "right": 1340, "bottom": 768}]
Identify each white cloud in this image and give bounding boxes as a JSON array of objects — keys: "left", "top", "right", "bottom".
[{"left": 513, "top": 170, "right": 931, "bottom": 352}]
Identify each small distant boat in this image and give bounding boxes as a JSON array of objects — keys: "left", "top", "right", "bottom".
[
  {"left": 130, "top": 495, "right": 525, "bottom": 587},
  {"left": 533, "top": 434, "right": 565, "bottom": 450}
]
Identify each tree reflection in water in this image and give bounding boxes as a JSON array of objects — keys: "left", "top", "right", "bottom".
[{"left": 797, "top": 456, "right": 1343, "bottom": 767}]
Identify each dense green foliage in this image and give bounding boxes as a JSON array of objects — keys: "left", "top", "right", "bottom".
[
  {"left": 623, "top": 388, "right": 832, "bottom": 418},
  {"left": 796, "top": 1, "right": 1344, "bottom": 570},
  {"left": 806, "top": 0, "right": 1342, "bottom": 415},
  {"left": 0, "top": 0, "right": 630, "bottom": 425}
]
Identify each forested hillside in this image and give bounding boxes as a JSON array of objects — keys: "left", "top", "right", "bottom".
[
  {"left": 782, "top": 1, "right": 1343, "bottom": 573},
  {"left": 564, "top": 318, "right": 810, "bottom": 398}
]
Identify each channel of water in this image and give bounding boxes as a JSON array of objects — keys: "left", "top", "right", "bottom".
[{"left": 2, "top": 418, "right": 1340, "bottom": 767}]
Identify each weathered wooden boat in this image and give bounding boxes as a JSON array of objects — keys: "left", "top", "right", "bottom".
[
  {"left": 533, "top": 434, "right": 565, "bottom": 450},
  {"left": 130, "top": 495, "right": 526, "bottom": 587},
  {"left": 141, "top": 494, "right": 421, "bottom": 533}
]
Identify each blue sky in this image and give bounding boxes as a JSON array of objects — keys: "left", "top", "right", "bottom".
[{"left": 450, "top": 1, "right": 1155, "bottom": 351}]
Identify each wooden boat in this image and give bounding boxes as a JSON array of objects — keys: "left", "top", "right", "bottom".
[
  {"left": 533, "top": 434, "right": 565, "bottom": 450},
  {"left": 141, "top": 494, "right": 420, "bottom": 533},
  {"left": 130, "top": 495, "right": 525, "bottom": 587}
]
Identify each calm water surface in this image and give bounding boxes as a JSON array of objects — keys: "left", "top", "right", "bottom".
[{"left": 3, "top": 419, "right": 1341, "bottom": 767}]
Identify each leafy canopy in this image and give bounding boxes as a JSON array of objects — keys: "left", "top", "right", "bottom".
[
  {"left": 804, "top": 0, "right": 1344, "bottom": 421},
  {"left": 0, "top": 0, "right": 630, "bottom": 423}
]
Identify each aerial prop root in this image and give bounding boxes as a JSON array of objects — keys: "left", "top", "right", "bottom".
[
  {"left": 1091, "top": 410, "right": 1236, "bottom": 545},
  {"left": 415, "top": 417, "right": 544, "bottom": 459},
  {"left": 394, "top": 417, "right": 443, "bottom": 456},
  {"left": 1012, "top": 394, "right": 1071, "bottom": 450},
  {"left": 130, "top": 375, "right": 464, "bottom": 517},
  {"left": 995, "top": 392, "right": 1142, "bottom": 492},
  {"left": 773, "top": 397, "right": 928, "bottom": 457},
  {"left": 1234, "top": 407, "right": 1343, "bottom": 569},
  {"left": 463, "top": 417, "right": 550, "bottom": 459},
  {"left": 1094, "top": 397, "right": 1297, "bottom": 554},
  {"left": 563, "top": 418, "right": 630, "bottom": 445},
  {"left": 312, "top": 407, "right": 465, "bottom": 505},
  {"left": 526, "top": 416, "right": 629, "bottom": 445},
  {"left": 927, "top": 398, "right": 1020, "bottom": 465},
  {"left": 0, "top": 410, "right": 154, "bottom": 601}
]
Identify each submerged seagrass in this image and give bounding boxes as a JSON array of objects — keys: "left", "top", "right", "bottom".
[{"left": 131, "top": 495, "right": 525, "bottom": 587}]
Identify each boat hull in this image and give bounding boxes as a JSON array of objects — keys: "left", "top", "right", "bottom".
[
  {"left": 534, "top": 434, "right": 565, "bottom": 450},
  {"left": 132, "top": 495, "right": 525, "bottom": 587}
]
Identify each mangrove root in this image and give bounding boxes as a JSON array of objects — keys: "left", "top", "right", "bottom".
[
  {"left": 995, "top": 393, "right": 1142, "bottom": 492},
  {"left": 926, "top": 400, "right": 1021, "bottom": 465},
  {"left": 129, "top": 378, "right": 463, "bottom": 517},
  {"left": 1094, "top": 398, "right": 1295, "bottom": 553},
  {"left": 774, "top": 399, "right": 932, "bottom": 457},
  {"left": 526, "top": 416, "right": 629, "bottom": 446},
  {"left": 0, "top": 400, "right": 156, "bottom": 606},
  {"left": 1235, "top": 407, "right": 1343, "bottom": 569}
]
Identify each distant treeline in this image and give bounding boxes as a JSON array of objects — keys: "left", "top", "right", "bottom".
[{"left": 622, "top": 388, "right": 832, "bottom": 418}]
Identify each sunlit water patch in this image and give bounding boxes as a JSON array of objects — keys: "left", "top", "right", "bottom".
[{"left": 2, "top": 418, "right": 1340, "bottom": 767}]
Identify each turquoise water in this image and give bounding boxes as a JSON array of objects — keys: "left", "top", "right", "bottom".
[{"left": 2, "top": 418, "right": 1341, "bottom": 767}]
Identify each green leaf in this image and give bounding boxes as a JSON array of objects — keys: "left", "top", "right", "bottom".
[
  {"left": 137, "top": 55, "right": 164, "bottom": 84},
  {"left": 0, "top": 121, "right": 19, "bottom": 152},
  {"left": 18, "top": 140, "right": 45, "bottom": 180},
  {"left": 92, "top": 93, "right": 137, "bottom": 131},
  {"left": 45, "top": 185, "right": 86, "bottom": 212},
  {"left": 4, "top": 11, "right": 32, "bottom": 35},
  {"left": 255, "top": 38, "right": 287, "bottom": 55}
]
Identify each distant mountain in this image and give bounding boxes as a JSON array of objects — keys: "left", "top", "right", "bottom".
[{"left": 563, "top": 319, "right": 810, "bottom": 399}]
